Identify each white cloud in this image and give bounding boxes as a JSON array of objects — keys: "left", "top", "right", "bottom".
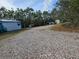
[
  {"left": 24, "top": 0, "right": 37, "bottom": 7},
  {"left": 0, "top": 0, "right": 16, "bottom": 9},
  {"left": 43, "top": 0, "right": 52, "bottom": 11}
]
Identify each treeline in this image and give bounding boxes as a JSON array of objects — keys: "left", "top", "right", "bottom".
[
  {"left": 51, "top": 0, "right": 79, "bottom": 28},
  {"left": 0, "top": 7, "right": 54, "bottom": 28}
]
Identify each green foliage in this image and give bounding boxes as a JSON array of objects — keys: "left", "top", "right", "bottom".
[
  {"left": 51, "top": 0, "right": 79, "bottom": 27},
  {"left": 0, "top": 7, "right": 53, "bottom": 28}
]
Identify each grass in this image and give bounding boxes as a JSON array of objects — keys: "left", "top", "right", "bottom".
[
  {"left": 51, "top": 24, "right": 79, "bottom": 32},
  {"left": 0, "top": 29, "right": 27, "bottom": 40}
]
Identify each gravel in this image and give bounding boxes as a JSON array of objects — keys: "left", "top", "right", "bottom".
[{"left": 0, "top": 25, "right": 79, "bottom": 59}]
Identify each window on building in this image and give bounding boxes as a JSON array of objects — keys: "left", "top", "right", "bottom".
[
  {"left": 0, "top": 23, "right": 2, "bottom": 25},
  {"left": 18, "top": 23, "right": 20, "bottom": 26}
]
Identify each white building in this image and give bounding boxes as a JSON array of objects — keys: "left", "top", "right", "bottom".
[
  {"left": 0, "top": 19, "right": 21, "bottom": 32},
  {"left": 55, "top": 20, "right": 60, "bottom": 24}
]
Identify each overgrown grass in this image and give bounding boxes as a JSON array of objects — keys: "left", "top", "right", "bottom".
[
  {"left": 0, "top": 29, "right": 27, "bottom": 40},
  {"left": 51, "top": 24, "right": 79, "bottom": 32}
]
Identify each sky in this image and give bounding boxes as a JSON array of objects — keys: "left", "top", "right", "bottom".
[{"left": 0, "top": 0, "right": 58, "bottom": 11}]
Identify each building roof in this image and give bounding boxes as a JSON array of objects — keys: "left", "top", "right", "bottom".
[{"left": 0, "top": 19, "right": 20, "bottom": 23}]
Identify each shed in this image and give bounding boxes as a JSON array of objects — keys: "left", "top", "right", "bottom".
[
  {"left": 0, "top": 19, "right": 21, "bottom": 32},
  {"left": 55, "top": 20, "right": 60, "bottom": 24}
]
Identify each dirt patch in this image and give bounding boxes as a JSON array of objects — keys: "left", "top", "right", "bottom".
[{"left": 51, "top": 24, "right": 79, "bottom": 32}]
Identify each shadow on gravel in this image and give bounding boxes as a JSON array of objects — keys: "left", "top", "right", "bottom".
[{"left": 0, "top": 29, "right": 27, "bottom": 40}]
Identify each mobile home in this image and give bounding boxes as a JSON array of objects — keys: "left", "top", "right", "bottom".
[{"left": 0, "top": 19, "right": 21, "bottom": 32}]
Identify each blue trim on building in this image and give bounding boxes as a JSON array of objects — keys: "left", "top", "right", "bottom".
[{"left": 0, "top": 23, "right": 4, "bottom": 32}]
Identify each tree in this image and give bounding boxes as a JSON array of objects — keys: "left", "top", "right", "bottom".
[
  {"left": 0, "top": 6, "right": 52, "bottom": 27},
  {"left": 0, "top": 7, "right": 7, "bottom": 19},
  {"left": 51, "top": 0, "right": 79, "bottom": 27}
]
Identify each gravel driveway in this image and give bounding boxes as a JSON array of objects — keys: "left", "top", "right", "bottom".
[{"left": 0, "top": 25, "right": 79, "bottom": 59}]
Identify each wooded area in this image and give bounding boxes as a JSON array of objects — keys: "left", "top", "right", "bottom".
[
  {"left": 0, "top": 7, "right": 54, "bottom": 28},
  {"left": 51, "top": 0, "right": 79, "bottom": 28},
  {"left": 0, "top": 0, "right": 79, "bottom": 28}
]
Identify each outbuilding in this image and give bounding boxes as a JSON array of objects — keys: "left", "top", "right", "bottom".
[{"left": 0, "top": 19, "right": 21, "bottom": 32}]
